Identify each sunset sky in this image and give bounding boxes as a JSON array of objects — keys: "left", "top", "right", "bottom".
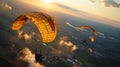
[{"left": 21, "top": 0, "right": 120, "bottom": 22}]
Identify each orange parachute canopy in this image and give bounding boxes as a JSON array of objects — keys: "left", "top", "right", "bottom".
[
  {"left": 79, "top": 25, "right": 98, "bottom": 36},
  {"left": 12, "top": 12, "right": 57, "bottom": 43}
]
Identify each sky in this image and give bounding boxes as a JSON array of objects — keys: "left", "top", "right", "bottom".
[
  {"left": 21, "top": 0, "right": 120, "bottom": 22},
  {"left": 52, "top": 0, "right": 120, "bottom": 22}
]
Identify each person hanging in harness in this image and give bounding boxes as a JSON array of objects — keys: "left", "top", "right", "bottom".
[{"left": 35, "top": 50, "right": 43, "bottom": 63}]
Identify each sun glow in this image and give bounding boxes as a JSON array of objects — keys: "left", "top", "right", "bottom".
[{"left": 45, "top": 0, "right": 52, "bottom": 3}]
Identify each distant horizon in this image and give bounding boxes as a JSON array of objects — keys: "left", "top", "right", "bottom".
[
  {"left": 21, "top": 0, "right": 120, "bottom": 22},
  {"left": 19, "top": 0, "right": 120, "bottom": 28}
]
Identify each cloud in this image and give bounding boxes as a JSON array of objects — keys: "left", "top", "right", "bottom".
[
  {"left": 98, "top": 32, "right": 116, "bottom": 40},
  {"left": 18, "top": 30, "right": 24, "bottom": 39},
  {"left": 98, "top": 32, "right": 105, "bottom": 36},
  {"left": 66, "top": 22, "right": 80, "bottom": 31},
  {"left": 89, "top": 0, "right": 120, "bottom": 8},
  {"left": 103, "top": 0, "right": 120, "bottom": 7},
  {"left": 98, "top": 32, "right": 106, "bottom": 38},
  {"left": 89, "top": 0, "right": 96, "bottom": 3},
  {"left": 59, "top": 36, "right": 77, "bottom": 52},
  {"left": 1, "top": 3, "right": 12, "bottom": 10},
  {"left": 23, "top": 33, "right": 32, "bottom": 41},
  {"left": 50, "top": 36, "right": 77, "bottom": 58},
  {"left": 17, "top": 48, "right": 45, "bottom": 67},
  {"left": 4, "top": 3, "right": 12, "bottom": 10},
  {"left": 51, "top": 2, "right": 79, "bottom": 12},
  {"left": 66, "top": 22, "right": 88, "bottom": 32},
  {"left": 58, "top": 37, "right": 77, "bottom": 52},
  {"left": 17, "top": 30, "right": 36, "bottom": 42},
  {"left": 109, "top": 36, "right": 115, "bottom": 40}
]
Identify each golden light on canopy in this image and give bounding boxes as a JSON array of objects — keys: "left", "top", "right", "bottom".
[
  {"left": 88, "top": 47, "right": 93, "bottom": 54},
  {"left": 12, "top": 12, "right": 57, "bottom": 43},
  {"left": 79, "top": 25, "right": 98, "bottom": 36},
  {"left": 89, "top": 36, "right": 95, "bottom": 42}
]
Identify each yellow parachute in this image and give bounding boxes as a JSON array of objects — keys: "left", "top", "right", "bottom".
[
  {"left": 89, "top": 36, "right": 95, "bottom": 42},
  {"left": 79, "top": 25, "right": 98, "bottom": 42},
  {"left": 12, "top": 12, "right": 57, "bottom": 43}
]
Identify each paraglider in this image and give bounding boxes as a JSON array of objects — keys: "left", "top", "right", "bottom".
[
  {"left": 12, "top": 12, "right": 57, "bottom": 43},
  {"left": 83, "top": 40, "right": 87, "bottom": 43},
  {"left": 79, "top": 25, "right": 98, "bottom": 42},
  {"left": 35, "top": 51, "right": 43, "bottom": 63}
]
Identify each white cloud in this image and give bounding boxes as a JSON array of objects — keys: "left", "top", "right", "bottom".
[
  {"left": 62, "top": 38, "right": 77, "bottom": 51},
  {"left": 66, "top": 22, "right": 80, "bottom": 31},
  {"left": 89, "top": 0, "right": 120, "bottom": 8},
  {"left": 98, "top": 32, "right": 106, "bottom": 39},
  {"left": 50, "top": 36, "right": 77, "bottom": 58},
  {"left": 23, "top": 33, "right": 32, "bottom": 41},
  {"left": 4, "top": 3, "right": 12, "bottom": 10},
  {"left": 17, "top": 30, "right": 37, "bottom": 42},
  {"left": 98, "top": 32, "right": 105, "bottom": 36},
  {"left": 58, "top": 40, "right": 77, "bottom": 52},
  {"left": 1, "top": 3, "right": 12, "bottom": 10},
  {"left": 17, "top": 48, "right": 45, "bottom": 67},
  {"left": 18, "top": 30, "right": 24, "bottom": 39}
]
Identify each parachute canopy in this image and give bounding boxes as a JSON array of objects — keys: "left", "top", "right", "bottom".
[
  {"left": 79, "top": 25, "right": 98, "bottom": 36},
  {"left": 88, "top": 47, "right": 93, "bottom": 54},
  {"left": 12, "top": 12, "right": 57, "bottom": 43},
  {"left": 89, "top": 36, "right": 95, "bottom": 42}
]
